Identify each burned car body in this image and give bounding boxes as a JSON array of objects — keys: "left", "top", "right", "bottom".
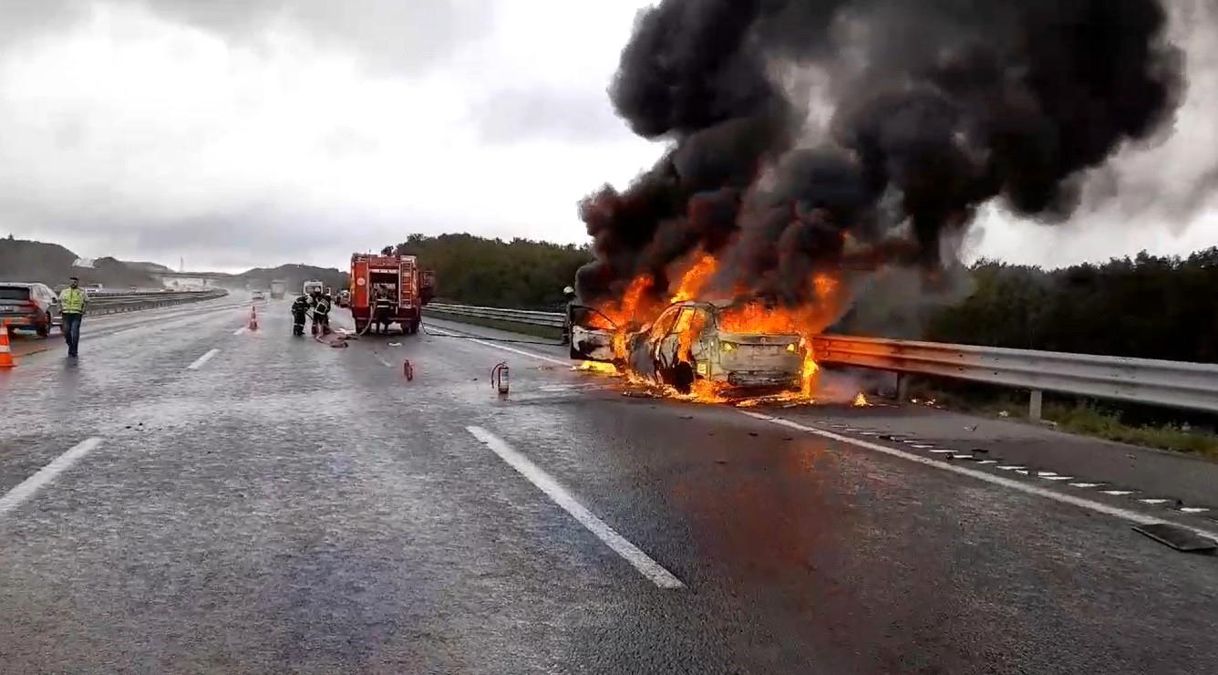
[{"left": 570, "top": 301, "right": 805, "bottom": 394}]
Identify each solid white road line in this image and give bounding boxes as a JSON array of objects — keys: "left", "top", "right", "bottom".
[
  {"left": 187, "top": 348, "right": 220, "bottom": 370},
  {"left": 428, "top": 326, "right": 570, "bottom": 366},
  {"left": 0, "top": 438, "right": 104, "bottom": 516},
  {"left": 740, "top": 411, "right": 1218, "bottom": 541},
  {"left": 466, "top": 426, "right": 685, "bottom": 590}
]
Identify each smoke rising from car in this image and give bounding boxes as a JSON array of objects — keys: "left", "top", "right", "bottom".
[{"left": 577, "top": 0, "right": 1185, "bottom": 321}]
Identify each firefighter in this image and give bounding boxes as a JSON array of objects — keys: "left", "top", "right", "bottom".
[
  {"left": 311, "top": 290, "right": 331, "bottom": 336},
  {"left": 290, "top": 293, "right": 310, "bottom": 336},
  {"left": 562, "top": 285, "right": 576, "bottom": 345},
  {"left": 373, "top": 284, "right": 393, "bottom": 334}
]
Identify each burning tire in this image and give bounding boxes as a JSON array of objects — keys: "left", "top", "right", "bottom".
[{"left": 671, "top": 361, "right": 695, "bottom": 394}]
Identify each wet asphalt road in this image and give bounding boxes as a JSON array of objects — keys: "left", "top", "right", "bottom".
[{"left": 2, "top": 296, "right": 1217, "bottom": 673}]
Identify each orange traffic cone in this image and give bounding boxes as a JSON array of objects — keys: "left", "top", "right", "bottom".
[
  {"left": 0, "top": 321, "right": 14, "bottom": 369},
  {"left": 248, "top": 305, "right": 258, "bottom": 331}
]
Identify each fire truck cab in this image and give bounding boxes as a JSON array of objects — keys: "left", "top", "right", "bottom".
[{"left": 349, "top": 253, "right": 435, "bottom": 335}]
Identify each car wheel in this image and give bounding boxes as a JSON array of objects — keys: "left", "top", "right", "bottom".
[
  {"left": 672, "top": 361, "right": 695, "bottom": 394},
  {"left": 35, "top": 313, "right": 50, "bottom": 338}
]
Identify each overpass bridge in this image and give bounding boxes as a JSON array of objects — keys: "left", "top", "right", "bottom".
[{"left": 150, "top": 270, "right": 236, "bottom": 290}]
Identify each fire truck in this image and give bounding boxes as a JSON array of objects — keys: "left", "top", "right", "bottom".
[{"left": 348, "top": 252, "right": 435, "bottom": 335}]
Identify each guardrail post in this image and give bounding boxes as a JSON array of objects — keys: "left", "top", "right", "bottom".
[
  {"left": 1028, "top": 389, "right": 1043, "bottom": 421},
  {"left": 896, "top": 372, "right": 910, "bottom": 403}
]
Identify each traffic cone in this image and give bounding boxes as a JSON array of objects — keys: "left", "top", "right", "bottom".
[
  {"left": 0, "top": 321, "right": 14, "bottom": 369},
  {"left": 248, "top": 305, "right": 258, "bottom": 331}
]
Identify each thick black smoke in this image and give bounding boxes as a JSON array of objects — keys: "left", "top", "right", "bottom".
[{"left": 577, "top": 0, "right": 1184, "bottom": 312}]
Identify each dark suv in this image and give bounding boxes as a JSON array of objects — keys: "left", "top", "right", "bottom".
[{"left": 0, "top": 283, "right": 61, "bottom": 337}]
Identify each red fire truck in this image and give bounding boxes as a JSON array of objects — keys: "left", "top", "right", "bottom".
[{"left": 349, "top": 252, "right": 435, "bottom": 335}]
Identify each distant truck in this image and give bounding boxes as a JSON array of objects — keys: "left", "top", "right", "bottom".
[
  {"left": 270, "top": 279, "right": 287, "bottom": 299},
  {"left": 348, "top": 252, "right": 435, "bottom": 335}
]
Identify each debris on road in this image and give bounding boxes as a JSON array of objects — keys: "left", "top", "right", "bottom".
[{"left": 1133, "top": 523, "right": 1217, "bottom": 553}]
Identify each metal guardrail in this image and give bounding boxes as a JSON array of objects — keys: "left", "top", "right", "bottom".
[
  {"left": 87, "top": 290, "right": 229, "bottom": 316},
  {"left": 426, "top": 302, "right": 567, "bottom": 328},
  {"left": 424, "top": 301, "right": 1218, "bottom": 418},
  {"left": 811, "top": 335, "right": 1218, "bottom": 418}
]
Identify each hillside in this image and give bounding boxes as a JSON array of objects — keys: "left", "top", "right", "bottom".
[
  {"left": 2, "top": 237, "right": 347, "bottom": 293},
  {"left": 0, "top": 237, "right": 160, "bottom": 288},
  {"left": 236, "top": 264, "right": 348, "bottom": 294}
]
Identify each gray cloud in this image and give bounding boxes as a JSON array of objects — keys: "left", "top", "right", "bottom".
[
  {"left": 0, "top": 0, "right": 496, "bottom": 74},
  {"left": 471, "top": 87, "right": 631, "bottom": 144}
]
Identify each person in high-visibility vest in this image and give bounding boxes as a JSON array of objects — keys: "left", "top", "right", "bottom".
[
  {"left": 310, "top": 290, "right": 331, "bottom": 336},
  {"left": 58, "top": 276, "right": 88, "bottom": 358}
]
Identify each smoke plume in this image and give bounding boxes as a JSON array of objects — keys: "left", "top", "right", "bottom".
[{"left": 577, "top": 0, "right": 1185, "bottom": 316}]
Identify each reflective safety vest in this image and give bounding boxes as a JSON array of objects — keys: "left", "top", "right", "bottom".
[{"left": 59, "top": 287, "right": 87, "bottom": 314}]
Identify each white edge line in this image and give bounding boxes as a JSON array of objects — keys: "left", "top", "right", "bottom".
[
  {"left": 187, "top": 348, "right": 220, "bottom": 370},
  {"left": 428, "top": 326, "right": 570, "bottom": 366},
  {"left": 466, "top": 426, "right": 684, "bottom": 589},
  {"left": 0, "top": 438, "right": 104, "bottom": 515},
  {"left": 739, "top": 411, "right": 1218, "bottom": 541}
]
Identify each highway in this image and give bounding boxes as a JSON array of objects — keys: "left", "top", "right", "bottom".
[{"left": 2, "top": 296, "right": 1217, "bottom": 673}]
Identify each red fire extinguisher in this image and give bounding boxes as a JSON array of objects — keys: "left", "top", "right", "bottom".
[{"left": 491, "top": 362, "right": 509, "bottom": 397}]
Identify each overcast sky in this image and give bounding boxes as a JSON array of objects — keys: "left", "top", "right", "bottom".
[{"left": 0, "top": 0, "right": 1214, "bottom": 272}]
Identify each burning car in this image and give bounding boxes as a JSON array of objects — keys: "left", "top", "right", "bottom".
[{"left": 569, "top": 300, "right": 807, "bottom": 395}]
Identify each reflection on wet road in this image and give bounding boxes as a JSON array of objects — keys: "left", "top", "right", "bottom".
[{"left": 1, "top": 299, "right": 1217, "bottom": 673}]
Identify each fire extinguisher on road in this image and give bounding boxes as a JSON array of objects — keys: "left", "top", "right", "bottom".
[{"left": 491, "top": 362, "right": 509, "bottom": 397}]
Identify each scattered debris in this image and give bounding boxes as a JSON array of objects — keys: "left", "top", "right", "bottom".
[
  {"left": 388, "top": 342, "right": 402, "bottom": 347},
  {"left": 1133, "top": 523, "right": 1217, "bottom": 553},
  {"left": 998, "top": 410, "right": 1010, "bottom": 418},
  {"left": 622, "top": 390, "right": 658, "bottom": 399}
]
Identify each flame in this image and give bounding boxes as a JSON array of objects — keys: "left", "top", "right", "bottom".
[
  {"left": 853, "top": 392, "right": 870, "bottom": 407},
  {"left": 684, "top": 378, "right": 729, "bottom": 403},
  {"left": 670, "top": 253, "right": 718, "bottom": 303},
  {"left": 585, "top": 260, "right": 845, "bottom": 405}
]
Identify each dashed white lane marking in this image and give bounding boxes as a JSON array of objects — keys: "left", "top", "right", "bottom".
[
  {"left": 233, "top": 327, "right": 247, "bottom": 336},
  {"left": 1070, "top": 483, "right": 1106, "bottom": 489},
  {"left": 0, "top": 438, "right": 104, "bottom": 516},
  {"left": 466, "top": 426, "right": 684, "bottom": 590},
  {"left": 739, "top": 411, "right": 1218, "bottom": 541},
  {"left": 428, "top": 327, "right": 570, "bottom": 366},
  {"left": 187, "top": 348, "right": 220, "bottom": 370},
  {"left": 372, "top": 354, "right": 393, "bottom": 368}
]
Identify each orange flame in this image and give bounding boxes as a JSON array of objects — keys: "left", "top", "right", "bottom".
[
  {"left": 853, "top": 392, "right": 870, "bottom": 407},
  {"left": 586, "top": 261, "right": 846, "bottom": 405},
  {"left": 670, "top": 253, "right": 718, "bottom": 303}
]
